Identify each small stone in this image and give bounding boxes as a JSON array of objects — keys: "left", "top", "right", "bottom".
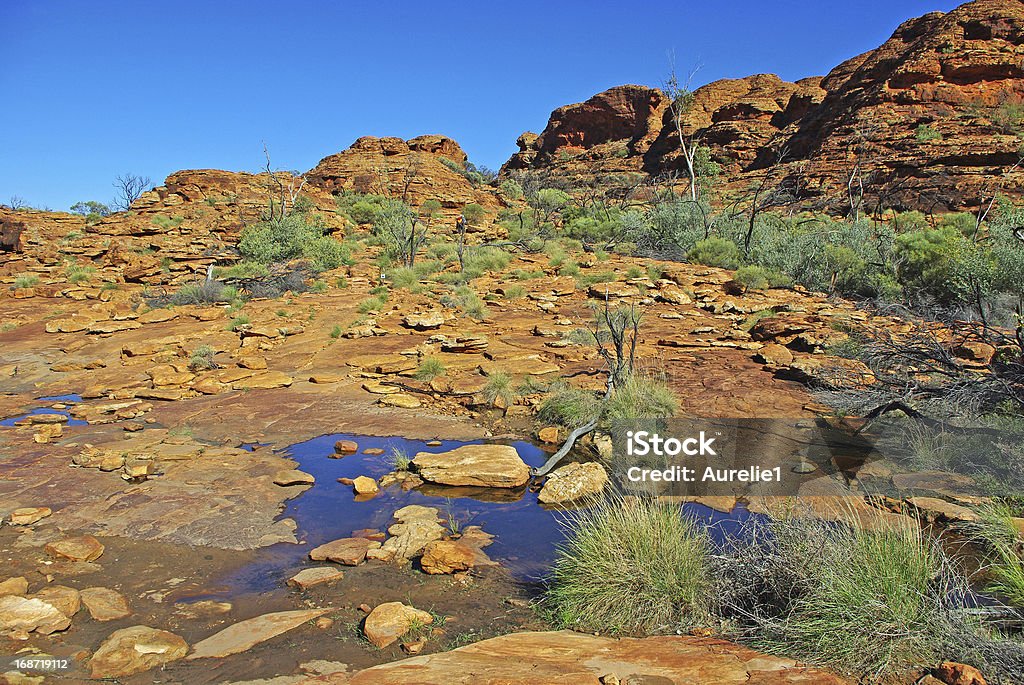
[
  {"left": 315, "top": 617, "right": 334, "bottom": 630},
  {"left": 9, "top": 507, "right": 52, "bottom": 525},
  {"left": 537, "top": 426, "right": 560, "bottom": 444},
  {"left": 0, "top": 577, "right": 28, "bottom": 598},
  {"left": 287, "top": 567, "right": 344, "bottom": 590},
  {"left": 363, "top": 447, "right": 385, "bottom": 455},
  {"left": 0, "top": 596, "right": 71, "bottom": 636},
  {"left": 420, "top": 540, "right": 477, "bottom": 575},
  {"left": 402, "top": 636, "right": 427, "bottom": 654},
  {"left": 334, "top": 439, "right": 359, "bottom": 453},
  {"left": 353, "top": 476, "right": 379, "bottom": 495}
]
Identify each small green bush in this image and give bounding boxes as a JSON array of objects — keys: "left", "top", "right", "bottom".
[
  {"left": 227, "top": 314, "right": 250, "bottom": 331},
  {"left": 734, "top": 265, "right": 770, "bottom": 290},
  {"left": 357, "top": 294, "right": 388, "bottom": 313},
  {"left": 329, "top": 324, "right": 342, "bottom": 339},
  {"left": 604, "top": 373, "right": 678, "bottom": 421},
  {"left": 688, "top": 237, "right": 741, "bottom": 269},
  {"left": 13, "top": 275, "right": 39, "bottom": 288},
  {"left": 916, "top": 124, "right": 942, "bottom": 142},
  {"left": 188, "top": 344, "right": 217, "bottom": 371},
  {"left": 502, "top": 284, "right": 526, "bottom": 299},
  {"left": 239, "top": 212, "right": 349, "bottom": 271},
  {"left": 539, "top": 385, "right": 601, "bottom": 429}
]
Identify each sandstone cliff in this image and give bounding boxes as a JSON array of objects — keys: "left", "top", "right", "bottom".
[{"left": 504, "top": 0, "right": 1024, "bottom": 212}]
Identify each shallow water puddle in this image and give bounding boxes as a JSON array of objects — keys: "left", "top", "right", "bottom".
[
  {"left": 0, "top": 393, "right": 86, "bottom": 427},
  {"left": 217, "top": 433, "right": 760, "bottom": 596}
]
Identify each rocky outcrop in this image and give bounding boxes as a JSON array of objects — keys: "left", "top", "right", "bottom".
[
  {"left": 307, "top": 135, "right": 501, "bottom": 213},
  {"left": 503, "top": 0, "right": 1024, "bottom": 212}
]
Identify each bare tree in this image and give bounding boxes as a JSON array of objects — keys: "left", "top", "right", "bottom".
[
  {"left": 112, "top": 174, "right": 152, "bottom": 211},
  {"left": 533, "top": 297, "right": 644, "bottom": 476},
  {"left": 664, "top": 62, "right": 704, "bottom": 202},
  {"left": 262, "top": 143, "right": 306, "bottom": 221},
  {"left": 5, "top": 196, "right": 28, "bottom": 211}
]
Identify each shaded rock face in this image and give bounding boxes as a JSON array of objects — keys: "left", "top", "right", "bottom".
[{"left": 503, "top": 0, "right": 1024, "bottom": 212}]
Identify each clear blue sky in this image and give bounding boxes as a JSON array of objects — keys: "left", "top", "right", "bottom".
[{"left": 1, "top": 0, "right": 962, "bottom": 211}]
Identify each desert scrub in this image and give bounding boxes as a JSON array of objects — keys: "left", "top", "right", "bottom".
[
  {"left": 625, "top": 265, "right": 644, "bottom": 279},
  {"left": 688, "top": 236, "right": 741, "bottom": 269},
  {"left": 13, "top": 275, "right": 39, "bottom": 288},
  {"left": 227, "top": 314, "right": 250, "bottom": 331},
  {"left": 501, "top": 284, "right": 526, "bottom": 299},
  {"left": 415, "top": 356, "right": 446, "bottom": 381},
  {"left": 967, "top": 501, "right": 1024, "bottom": 607},
  {"left": 329, "top": 324, "right": 342, "bottom": 339},
  {"left": 357, "top": 293, "right": 388, "bottom": 313},
  {"left": 188, "top": 345, "right": 217, "bottom": 371},
  {"left": 538, "top": 384, "right": 601, "bottom": 429},
  {"left": 575, "top": 270, "right": 615, "bottom": 287},
  {"left": 547, "top": 497, "right": 714, "bottom": 634},
  {"left": 720, "top": 511, "right": 970, "bottom": 679},
  {"left": 482, "top": 372, "right": 515, "bottom": 406},
  {"left": 604, "top": 373, "right": 677, "bottom": 421},
  {"left": 65, "top": 263, "right": 96, "bottom": 284},
  {"left": 733, "top": 265, "right": 770, "bottom": 290},
  {"left": 444, "top": 285, "right": 489, "bottom": 320}
]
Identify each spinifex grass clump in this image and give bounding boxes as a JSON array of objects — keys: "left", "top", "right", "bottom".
[
  {"left": 969, "top": 502, "right": 1024, "bottom": 607},
  {"left": 547, "top": 497, "right": 714, "bottom": 634},
  {"left": 719, "top": 511, "right": 968, "bottom": 679}
]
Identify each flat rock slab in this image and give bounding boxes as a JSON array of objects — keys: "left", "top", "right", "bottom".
[
  {"left": 347, "top": 630, "right": 847, "bottom": 684},
  {"left": 0, "top": 596, "right": 71, "bottom": 636},
  {"left": 90, "top": 625, "right": 188, "bottom": 679},
  {"left": 9, "top": 506, "right": 52, "bottom": 525},
  {"left": 188, "top": 608, "right": 329, "bottom": 659},
  {"left": 288, "top": 567, "right": 345, "bottom": 590},
  {"left": 412, "top": 445, "right": 530, "bottom": 488},
  {"left": 274, "top": 469, "right": 315, "bottom": 486},
  {"left": 44, "top": 535, "right": 104, "bottom": 562},
  {"left": 80, "top": 587, "right": 131, "bottom": 621},
  {"left": 538, "top": 461, "right": 608, "bottom": 505}
]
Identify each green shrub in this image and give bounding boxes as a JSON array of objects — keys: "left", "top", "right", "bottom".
[
  {"left": 329, "top": 324, "right": 342, "bottom": 339},
  {"left": 415, "top": 356, "right": 446, "bottom": 381},
  {"left": 688, "top": 237, "right": 741, "bottom": 269},
  {"left": 13, "top": 275, "right": 39, "bottom": 288},
  {"left": 65, "top": 263, "right": 96, "bottom": 284},
  {"left": 239, "top": 213, "right": 349, "bottom": 271},
  {"left": 151, "top": 214, "right": 184, "bottom": 229},
  {"left": 625, "top": 265, "right": 644, "bottom": 279},
  {"left": 969, "top": 502, "right": 1024, "bottom": 607},
  {"left": 502, "top": 284, "right": 526, "bottom": 299},
  {"left": 170, "top": 281, "right": 231, "bottom": 306},
  {"left": 357, "top": 294, "right": 388, "bottom": 313},
  {"left": 446, "top": 285, "right": 489, "bottom": 320},
  {"left": 387, "top": 446, "right": 411, "bottom": 471},
  {"left": 723, "top": 511, "right": 967, "bottom": 679},
  {"left": 188, "top": 344, "right": 217, "bottom": 371},
  {"left": 547, "top": 497, "right": 714, "bottom": 634},
  {"left": 734, "top": 265, "right": 770, "bottom": 290},
  {"left": 498, "top": 178, "right": 524, "bottom": 200},
  {"left": 916, "top": 124, "right": 942, "bottom": 142}
]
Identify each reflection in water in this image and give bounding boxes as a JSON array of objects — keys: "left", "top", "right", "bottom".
[{"left": 217, "top": 433, "right": 763, "bottom": 597}]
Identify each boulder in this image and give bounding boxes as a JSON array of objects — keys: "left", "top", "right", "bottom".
[
  {"left": 353, "top": 476, "right": 379, "bottom": 495},
  {"left": 402, "top": 311, "right": 445, "bottom": 330},
  {"left": 31, "top": 586, "right": 80, "bottom": 618},
  {"left": 412, "top": 445, "right": 530, "bottom": 488},
  {"left": 419, "top": 540, "right": 477, "bottom": 575},
  {"left": 538, "top": 462, "right": 609, "bottom": 505},
  {"left": 363, "top": 602, "right": 433, "bottom": 649},
  {"left": 0, "top": 577, "right": 28, "bottom": 598},
  {"left": 334, "top": 439, "right": 359, "bottom": 453},
  {"left": 89, "top": 626, "right": 188, "bottom": 678}
]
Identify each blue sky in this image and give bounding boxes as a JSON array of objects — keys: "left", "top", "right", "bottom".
[{"left": 1, "top": 0, "right": 962, "bottom": 211}]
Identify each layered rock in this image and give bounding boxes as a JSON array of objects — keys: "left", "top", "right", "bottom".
[{"left": 503, "top": 0, "right": 1024, "bottom": 212}]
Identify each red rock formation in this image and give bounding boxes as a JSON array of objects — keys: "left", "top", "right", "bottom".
[{"left": 504, "top": 0, "right": 1024, "bottom": 213}]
